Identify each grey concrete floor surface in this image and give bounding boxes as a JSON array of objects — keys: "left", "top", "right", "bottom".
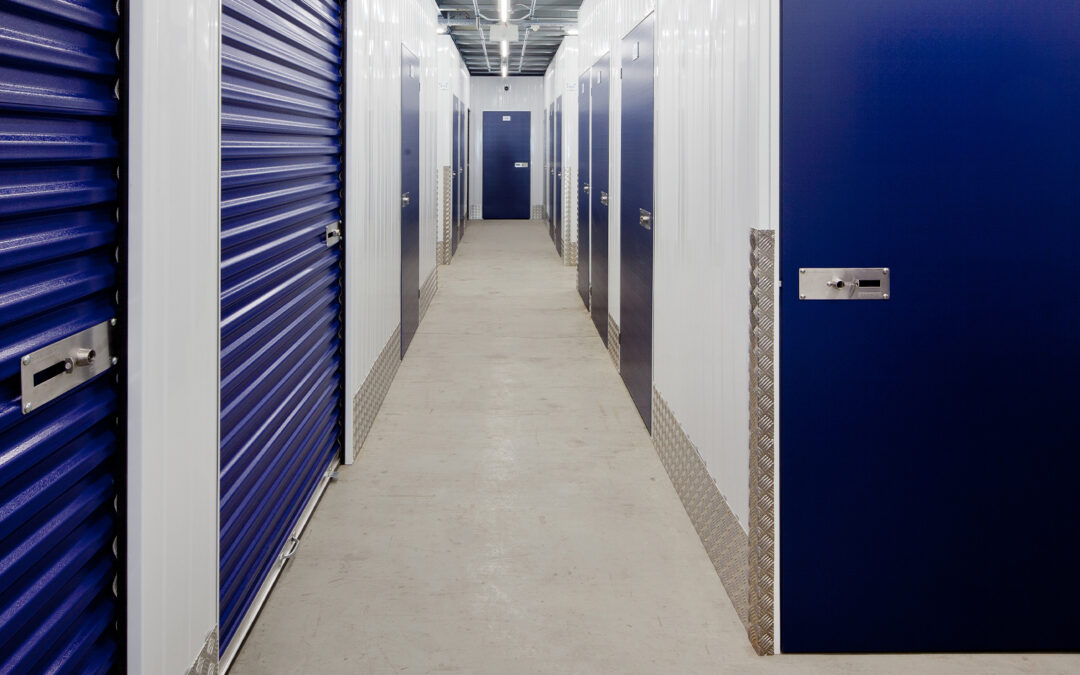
[{"left": 232, "top": 221, "right": 1079, "bottom": 675}]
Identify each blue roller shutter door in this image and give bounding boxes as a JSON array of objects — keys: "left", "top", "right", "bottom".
[
  {"left": 219, "top": 0, "right": 345, "bottom": 652},
  {"left": 0, "top": 1, "right": 122, "bottom": 672}
]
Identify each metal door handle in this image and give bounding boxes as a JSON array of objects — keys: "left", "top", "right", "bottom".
[
  {"left": 402, "top": 192, "right": 411, "bottom": 208},
  {"left": 639, "top": 209, "right": 652, "bottom": 230},
  {"left": 558, "top": 171, "right": 562, "bottom": 178},
  {"left": 600, "top": 191, "right": 609, "bottom": 207},
  {"left": 584, "top": 183, "right": 591, "bottom": 193}
]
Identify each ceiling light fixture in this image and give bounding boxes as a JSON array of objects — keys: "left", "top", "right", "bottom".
[
  {"left": 500, "top": 40, "right": 509, "bottom": 58},
  {"left": 499, "top": 0, "right": 509, "bottom": 23}
]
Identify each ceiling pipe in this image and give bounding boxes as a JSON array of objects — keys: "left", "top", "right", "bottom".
[
  {"left": 440, "top": 17, "right": 575, "bottom": 28},
  {"left": 470, "top": 0, "right": 493, "bottom": 72},
  {"left": 517, "top": 29, "right": 529, "bottom": 73}
]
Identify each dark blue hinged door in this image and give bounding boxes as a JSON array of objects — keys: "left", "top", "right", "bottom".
[
  {"left": 576, "top": 70, "right": 591, "bottom": 309},
  {"left": 0, "top": 2, "right": 123, "bottom": 672},
  {"left": 458, "top": 104, "right": 466, "bottom": 245},
  {"left": 554, "top": 97, "right": 563, "bottom": 256},
  {"left": 620, "top": 15, "right": 655, "bottom": 430},
  {"left": 590, "top": 54, "right": 610, "bottom": 344},
  {"left": 481, "top": 111, "right": 531, "bottom": 220},
  {"left": 780, "top": 0, "right": 1080, "bottom": 652},
  {"left": 451, "top": 96, "right": 460, "bottom": 256},
  {"left": 400, "top": 45, "right": 421, "bottom": 357},
  {"left": 219, "top": 0, "right": 345, "bottom": 654},
  {"left": 548, "top": 103, "right": 554, "bottom": 239}
]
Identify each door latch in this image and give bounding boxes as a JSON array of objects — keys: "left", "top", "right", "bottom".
[
  {"left": 584, "top": 183, "right": 591, "bottom": 193},
  {"left": 600, "top": 191, "right": 609, "bottom": 207},
  {"left": 21, "top": 320, "right": 116, "bottom": 414},
  {"left": 639, "top": 209, "right": 652, "bottom": 231},
  {"left": 324, "top": 222, "right": 342, "bottom": 248},
  {"left": 401, "top": 192, "right": 411, "bottom": 208},
  {"left": 798, "top": 268, "right": 891, "bottom": 300}
]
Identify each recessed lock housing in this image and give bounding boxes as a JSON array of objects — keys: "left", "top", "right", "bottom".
[{"left": 798, "top": 268, "right": 891, "bottom": 300}]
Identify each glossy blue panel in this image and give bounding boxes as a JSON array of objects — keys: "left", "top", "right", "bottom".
[
  {"left": 576, "top": 71, "right": 591, "bottom": 309},
  {"left": 780, "top": 0, "right": 1080, "bottom": 652},
  {"left": 589, "top": 54, "right": 610, "bottom": 344},
  {"left": 619, "top": 15, "right": 655, "bottom": 431},
  {"left": 481, "top": 111, "right": 530, "bottom": 220},
  {"left": 548, "top": 103, "right": 554, "bottom": 238},
  {"left": 554, "top": 97, "right": 563, "bottom": 256},
  {"left": 451, "top": 96, "right": 460, "bottom": 256},
  {"left": 0, "top": 1, "right": 120, "bottom": 672},
  {"left": 400, "top": 45, "right": 421, "bottom": 357},
  {"left": 220, "top": 0, "right": 344, "bottom": 651}
]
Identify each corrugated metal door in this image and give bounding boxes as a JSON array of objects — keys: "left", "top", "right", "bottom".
[
  {"left": 0, "top": 1, "right": 122, "bottom": 672},
  {"left": 620, "top": 14, "right": 655, "bottom": 431},
  {"left": 219, "top": 0, "right": 345, "bottom": 655},
  {"left": 554, "top": 96, "right": 562, "bottom": 256},
  {"left": 548, "top": 103, "right": 554, "bottom": 239}
]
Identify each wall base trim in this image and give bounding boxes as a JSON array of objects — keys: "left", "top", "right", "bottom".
[
  {"left": 565, "top": 240, "right": 578, "bottom": 267},
  {"left": 652, "top": 388, "right": 751, "bottom": 633},
  {"left": 352, "top": 326, "right": 402, "bottom": 455},
  {"left": 607, "top": 313, "right": 620, "bottom": 372},
  {"left": 440, "top": 166, "right": 452, "bottom": 265},
  {"left": 186, "top": 628, "right": 218, "bottom": 675},
  {"left": 749, "top": 228, "right": 777, "bottom": 655},
  {"left": 420, "top": 268, "right": 438, "bottom": 323}
]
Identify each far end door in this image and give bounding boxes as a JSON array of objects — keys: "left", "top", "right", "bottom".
[
  {"left": 620, "top": 15, "right": 655, "bottom": 430},
  {"left": 577, "top": 70, "right": 592, "bottom": 308},
  {"left": 481, "top": 111, "right": 531, "bottom": 220},
  {"left": 400, "top": 46, "right": 420, "bottom": 356}
]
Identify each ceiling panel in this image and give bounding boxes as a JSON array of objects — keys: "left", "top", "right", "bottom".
[{"left": 438, "top": 1, "right": 582, "bottom": 76}]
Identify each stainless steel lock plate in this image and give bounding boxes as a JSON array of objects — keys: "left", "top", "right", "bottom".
[
  {"left": 324, "top": 222, "right": 342, "bottom": 248},
  {"left": 798, "top": 268, "right": 891, "bottom": 300},
  {"left": 21, "top": 320, "right": 115, "bottom": 414},
  {"left": 401, "top": 192, "right": 411, "bottom": 208},
  {"left": 639, "top": 209, "right": 652, "bottom": 231},
  {"left": 600, "top": 191, "right": 609, "bottom": 207}
]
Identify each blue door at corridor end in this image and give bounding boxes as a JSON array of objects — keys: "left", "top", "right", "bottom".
[
  {"left": 780, "top": 0, "right": 1080, "bottom": 652},
  {"left": 620, "top": 15, "right": 655, "bottom": 431},
  {"left": 482, "top": 111, "right": 531, "bottom": 220}
]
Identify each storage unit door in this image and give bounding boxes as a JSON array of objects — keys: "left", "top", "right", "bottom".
[
  {"left": 219, "top": 0, "right": 345, "bottom": 654},
  {"left": 780, "top": 0, "right": 1080, "bottom": 652},
  {"left": 481, "top": 112, "right": 531, "bottom": 220},
  {"left": 554, "top": 97, "right": 562, "bottom": 256},
  {"left": 451, "top": 97, "right": 460, "bottom": 256},
  {"left": 549, "top": 104, "right": 555, "bottom": 238},
  {"left": 0, "top": 3, "right": 122, "bottom": 672},
  {"left": 590, "top": 55, "right": 611, "bottom": 344},
  {"left": 577, "top": 70, "right": 591, "bottom": 309},
  {"left": 619, "top": 15, "right": 655, "bottom": 431},
  {"left": 400, "top": 45, "right": 421, "bottom": 357}
]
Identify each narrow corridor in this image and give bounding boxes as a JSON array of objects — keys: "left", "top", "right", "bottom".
[{"left": 231, "top": 222, "right": 1076, "bottom": 675}]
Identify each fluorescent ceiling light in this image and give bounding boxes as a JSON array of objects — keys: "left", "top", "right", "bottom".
[
  {"left": 501, "top": 62, "right": 509, "bottom": 78},
  {"left": 501, "top": 40, "right": 509, "bottom": 58},
  {"left": 499, "top": 0, "right": 509, "bottom": 23}
]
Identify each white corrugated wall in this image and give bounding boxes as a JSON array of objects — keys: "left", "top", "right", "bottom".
[
  {"left": 344, "top": 0, "right": 444, "bottom": 462},
  {"left": 437, "top": 35, "right": 470, "bottom": 243},
  {"left": 575, "top": 0, "right": 774, "bottom": 528},
  {"left": 467, "top": 77, "right": 546, "bottom": 216}
]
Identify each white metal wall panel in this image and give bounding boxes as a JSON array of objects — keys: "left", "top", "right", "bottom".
[
  {"left": 467, "top": 77, "right": 545, "bottom": 216},
  {"left": 437, "top": 35, "right": 469, "bottom": 244},
  {"left": 576, "top": 0, "right": 655, "bottom": 322},
  {"left": 577, "top": 0, "right": 772, "bottom": 527},
  {"left": 344, "top": 0, "right": 443, "bottom": 462},
  {"left": 127, "top": 0, "right": 221, "bottom": 670},
  {"left": 544, "top": 38, "right": 580, "bottom": 244}
]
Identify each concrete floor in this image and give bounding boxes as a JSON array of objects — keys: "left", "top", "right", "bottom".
[{"left": 232, "top": 221, "right": 1078, "bottom": 674}]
